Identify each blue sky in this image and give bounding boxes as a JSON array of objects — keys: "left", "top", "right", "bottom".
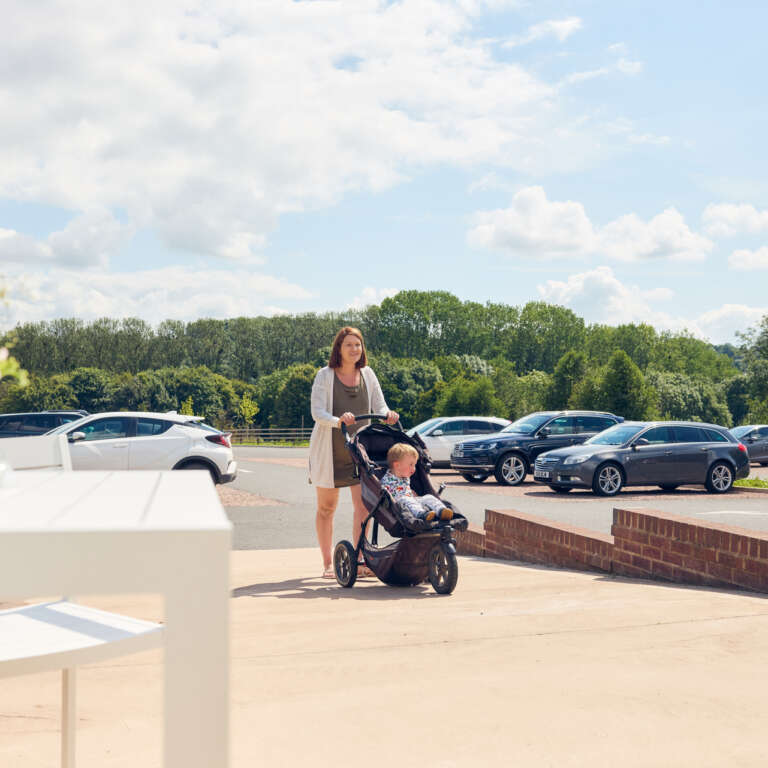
[{"left": 1, "top": 0, "right": 767, "bottom": 343}]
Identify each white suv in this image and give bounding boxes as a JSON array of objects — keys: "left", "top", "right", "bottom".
[
  {"left": 406, "top": 415, "right": 511, "bottom": 466},
  {"left": 47, "top": 411, "right": 237, "bottom": 483}
]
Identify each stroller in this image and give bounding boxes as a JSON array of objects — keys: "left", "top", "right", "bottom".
[{"left": 333, "top": 414, "right": 468, "bottom": 595}]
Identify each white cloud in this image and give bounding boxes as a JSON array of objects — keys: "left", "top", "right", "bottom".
[
  {"left": 537, "top": 266, "right": 766, "bottom": 343},
  {"left": 702, "top": 203, "right": 768, "bottom": 237},
  {"left": 616, "top": 58, "right": 643, "bottom": 75},
  {"left": 467, "top": 186, "right": 595, "bottom": 258},
  {"left": 468, "top": 187, "right": 712, "bottom": 262},
  {"left": 628, "top": 133, "right": 670, "bottom": 145},
  {"left": 504, "top": 17, "right": 582, "bottom": 47},
  {"left": 0, "top": 209, "right": 128, "bottom": 267},
  {"left": 0, "top": 267, "right": 310, "bottom": 330},
  {"left": 346, "top": 287, "right": 399, "bottom": 311},
  {"left": 598, "top": 209, "right": 713, "bottom": 262},
  {"left": 729, "top": 246, "right": 768, "bottom": 271}
]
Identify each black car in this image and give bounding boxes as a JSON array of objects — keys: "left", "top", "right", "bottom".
[
  {"left": 532, "top": 421, "right": 750, "bottom": 496},
  {"left": 450, "top": 410, "right": 624, "bottom": 485},
  {"left": 0, "top": 410, "right": 89, "bottom": 438},
  {"left": 730, "top": 425, "right": 768, "bottom": 466}
]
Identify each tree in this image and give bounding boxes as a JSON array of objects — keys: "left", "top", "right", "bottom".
[
  {"left": 236, "top": 392, "right": 260, "bottom": 427},
  {"left": 600, "top": 350, "right": 655, "bottom": 420},
  {"left": 547, "top": 350, "right": 587, "bottom": 409},
  {"left": 645, "top": 371, "right": 732, "bottom": 426},
  {"left": 434, "top": 376, "right": 504, "bottom": 417}
]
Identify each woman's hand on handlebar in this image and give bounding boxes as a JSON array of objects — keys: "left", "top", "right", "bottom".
[
  {"left": 384, "top": 410, "right": 399, "bottom": 425},
  {"left": 339, "top": 412, "right": 356, "bottom": 426}
]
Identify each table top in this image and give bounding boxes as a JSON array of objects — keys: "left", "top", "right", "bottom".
[{"left": 0, "top": 470, "right": 232, "bottom": 534}]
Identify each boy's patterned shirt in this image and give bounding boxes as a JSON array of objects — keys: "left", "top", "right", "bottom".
[{"left": 380, "top": 471, "right": 415, "bottom": 499}]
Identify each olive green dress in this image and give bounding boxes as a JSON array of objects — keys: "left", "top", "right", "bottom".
[{"left": 331, "top": 373, "right": 369, "bottom": 487}]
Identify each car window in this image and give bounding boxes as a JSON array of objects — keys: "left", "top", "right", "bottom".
[
  {"left": 673, "top": 426, "right": 706, "bottom": 443},
  {"left": 136, "top": 418, "right": 172, "bottom": 436},
  {"left": 77, "top": 417, "right": 131, "bottom": 441},
  {"left": 641, "top": 426, "right": 675, "bottom": 444},
  {"left": 0, "top": 417, "right": 23, "bottom": 432},
  {"left": 502, "top": 413, "right": 551, "bottom": 434},
  {"left": 467, "top": 420, "right": 495, "bottom": 434},
  {"left": 58, "top": 414, "right": 83, "bottom": 425},
  {"left": 703, "top": 428, "right": 728, "bottom": 442},
  {"left": 20, "top": 414, "right": 60, "bottom": 434},
  {"left": 758, "top": 427, "right": 768, "bottom": 438},
  {"left": 588, "top": 424, "right": 644, "bottom": 445},
  {"left": 435, "top": 420, "right": 466, "bottom": 435},
  {"left": 545, "top": 416, "right": 576, "bottom": 435},
  {"left": 581, "top": 416, "right": 614, "bottom": 432}
]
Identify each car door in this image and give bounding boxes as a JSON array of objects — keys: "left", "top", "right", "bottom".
[
  {"left": 624, "top": 426, "right": 676, "bottom": 485},
  {"left": 748, "top": 427, "right": 768, "bottom": 462},
  {"left": 529, "top": 416, "right": 579, "bottom": 462},
  {"left": 670, "top": 426, "right": 710, "bottom": 482},
  {"left": 67, "top": 417, "right": 133, "bottom": 470},
  {"left": 129, "top": 418, "right": 189, "bottom": 470},
  {"left": 426, "top": 420, "right": 468, "bottom": 462}
]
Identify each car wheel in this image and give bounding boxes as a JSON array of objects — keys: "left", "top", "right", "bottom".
[
  {"left": 592, "top": 463, "right": 623, "bottom": 496},
  {"left": 461, "top": 472, "right": 488, "bottom": 484},
  {"left": 178, "top": 461, "right": 218, "bottom": 484},
  {"left": 705, "top": 461, "right": 734, "bottom": 493},
  {"left": 658, "top": 484, "right": 679, "bottom": 491},
  {"left": 549, "top": 485, "right": 572, "bottom": 493},
  {"left": 494, "top": 453, "right": 527, "bottom": 486}
]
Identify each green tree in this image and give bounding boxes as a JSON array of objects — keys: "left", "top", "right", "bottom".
[
  {"left": 236, "top": 392, "right": 260, "bottom": 427},
  {"left": 547, "top": 350, "right": 587, "bottom": 409},
  {"left": 600, "top": 350, "right": 655, "bottom": 419}
]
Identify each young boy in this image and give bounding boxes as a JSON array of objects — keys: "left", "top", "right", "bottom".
[{"left": 380, "top": 443, "right": 453, "bottom": 522}]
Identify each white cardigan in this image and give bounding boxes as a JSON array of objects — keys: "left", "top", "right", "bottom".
[{"left": 308, "top": 366, "right": 389, "bottom": 488}]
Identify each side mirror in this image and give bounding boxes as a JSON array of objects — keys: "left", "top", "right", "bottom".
[
  {"left": 633, "top": 437, "right": 649, "bottom": 448},
  {"left": 538, "top": 427, "right": 550, "bottom": 437},
  {"left": 746, "top": 436, "right": 756, "bottom": 443},
  {"left": 431, "top": 429, "right": 444, "bottom": 436},
  {"left": 69, "top": 431, "right": 86, "bottom": 443}
]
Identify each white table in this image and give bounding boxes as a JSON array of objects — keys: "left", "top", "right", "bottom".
[{"left": 0, "top": 470, "right": 232, "bottom": 768}]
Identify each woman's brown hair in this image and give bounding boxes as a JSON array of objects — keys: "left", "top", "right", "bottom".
[{"left": 329, "top": 326, "right": 367, "bottom": 369}]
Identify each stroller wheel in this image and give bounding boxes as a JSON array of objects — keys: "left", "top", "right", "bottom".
[
  {"left": 428, "top": 543, "right": 458, "bottom": 595},
  {"left": 333, "top": 540, "right": 358, "bottom": 588}
]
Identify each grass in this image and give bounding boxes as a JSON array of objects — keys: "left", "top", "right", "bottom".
[{"left": 735, "top": 476, "right": 768, "bottom": 488}]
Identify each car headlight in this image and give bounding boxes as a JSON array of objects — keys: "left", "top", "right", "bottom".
[
  {"left": 563, "top": 454, "right": 591, "bottom": 465},
  {"left": 478, "top": 442, "right": 498, "bottom": 450}
]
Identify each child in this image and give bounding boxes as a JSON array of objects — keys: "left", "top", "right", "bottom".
[{"left": 380, "top": 443, "right": 453, "bottom": 522}]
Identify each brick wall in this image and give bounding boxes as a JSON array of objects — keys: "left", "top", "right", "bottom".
[
  {"left": 455, "top": 507, "right": 768, "bottom": 594},
  {"left": 612, "top": 507, "right": 768, "bottom": 593}
]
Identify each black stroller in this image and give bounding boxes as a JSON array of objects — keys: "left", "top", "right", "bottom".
[{"left": 333, "top": 415, "right": 468, "bottom": 595}]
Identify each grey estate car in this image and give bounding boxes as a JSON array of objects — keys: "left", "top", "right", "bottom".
[{"left": 532, "top": 421, "right": 750, "bottom": 496}]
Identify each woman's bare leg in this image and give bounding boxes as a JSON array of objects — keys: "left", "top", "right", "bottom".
[{"left": 315, "top": 487, "right": 339, "bottom": 568}]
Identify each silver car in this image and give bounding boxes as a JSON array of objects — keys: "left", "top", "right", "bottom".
[
  {"left": 532, "top": 421, "right": 750, "bottom": 496},
  {"left": 731, "top": 425, "right": 768, "bottom": 466},
  {"left": 406, "top": 416, "right": 511, "bottom": 467}
]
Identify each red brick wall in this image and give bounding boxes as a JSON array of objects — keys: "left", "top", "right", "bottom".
[
  {"left": 612, "top": 507, "right": 768, "bottom": 593},
  {"left": 455, "top": 507, "right": 768, "bottom": 594},
  {"left": 481, "top": 509, "right": 613, "bottom": 573}
]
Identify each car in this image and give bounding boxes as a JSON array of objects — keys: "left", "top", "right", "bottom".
[
  {"left": 45, "top": 411, "right": 237, "bottom": 483},
  {"left": 0, "top": 410, "right": 90, "bottom": 438},
  {"left": 730, "top": 425, "right": 768, "bottom": 466},
  {"left": 532, "top": 421, "right": 749, "bottom": 496},
  {"left": 406, "top": 416, "right": 511, "bottom": 468},
  {"left": 450, "top": 410, "right": 624, "bottom": 485}
]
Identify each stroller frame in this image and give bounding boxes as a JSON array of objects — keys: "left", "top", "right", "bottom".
[{"left": 332, "top": 414, "right": 467, "bottom": 594}]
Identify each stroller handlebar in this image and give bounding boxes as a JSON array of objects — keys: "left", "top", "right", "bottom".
[{"left": 340, "top": 413, "right": 402, "bottom": 438}]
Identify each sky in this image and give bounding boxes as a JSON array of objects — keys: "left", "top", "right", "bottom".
[{"left": 1, "top": 0, "right": 767, "bottom": 345}]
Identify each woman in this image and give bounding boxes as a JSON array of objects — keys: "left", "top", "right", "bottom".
[{"left": 309, "top": 327, "right": 398, "bottom": 578}]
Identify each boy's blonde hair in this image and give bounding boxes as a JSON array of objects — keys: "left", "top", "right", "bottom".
[{"left": 387, "top": 442, "right": 418, "bottom": 466}]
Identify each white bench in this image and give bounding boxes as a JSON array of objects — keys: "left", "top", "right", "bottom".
[{"left": 0, "top": 435, "right": 165, "bottom": 767}]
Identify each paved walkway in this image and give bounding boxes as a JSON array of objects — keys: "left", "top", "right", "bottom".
[{"left": 2, "top": 549, "right": 768, "bottom": 767}]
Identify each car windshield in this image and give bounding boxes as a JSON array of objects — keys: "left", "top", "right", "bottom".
[
  {"left": 46, "top": 416, "right": 89, "bottom": 434},
  {"left": 587, "top": 424, "right": 645, "bottom": 445},
  {"left": 731, "top": 425, "right": 753, "bottom": 439},
  {"left": 501, "top": 413, "right": 551, "bottom": 434},
  {"left": 412, "top": 418, "right": 443, "bottom": 435}
]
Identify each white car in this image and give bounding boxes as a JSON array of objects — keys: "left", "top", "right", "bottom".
[
  {"left": 47, "top": 411, "right": 237, "bottom": 483},
  {"left": 406, "top": 416, "right": 511, "bottom": 466}
]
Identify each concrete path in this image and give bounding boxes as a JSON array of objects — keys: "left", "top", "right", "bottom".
[{"left": 2, "top": 549, "right": 768, "bottom": 767}]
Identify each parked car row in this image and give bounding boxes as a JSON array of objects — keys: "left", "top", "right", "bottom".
[{"left": 406, "top": 409, "right": 759, "bottom": 497}]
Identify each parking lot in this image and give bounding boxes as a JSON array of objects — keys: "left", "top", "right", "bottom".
[{"left": 222, "top": 447, "right": 768, "bottom": 550}]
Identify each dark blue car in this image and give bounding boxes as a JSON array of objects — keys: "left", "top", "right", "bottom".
[{"left": 450, "top": 410, "right": 623, "bottom": 485}]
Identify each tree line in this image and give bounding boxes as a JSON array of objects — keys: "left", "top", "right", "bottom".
[{"left": 1, "top": 291, "right": 766, "bottom": 429}]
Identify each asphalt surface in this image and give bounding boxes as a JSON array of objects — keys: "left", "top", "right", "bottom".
[{"left": 222, "top": 446, "right": 768, "bottom": 551}]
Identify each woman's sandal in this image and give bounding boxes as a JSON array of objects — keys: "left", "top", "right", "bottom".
[{"left": 322, "top": 565, "right": 335, "bottom": 579}]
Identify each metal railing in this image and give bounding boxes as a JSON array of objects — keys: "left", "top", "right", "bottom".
[{"left": 228, "top": 427, "right": 312, "bottom": 444}]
